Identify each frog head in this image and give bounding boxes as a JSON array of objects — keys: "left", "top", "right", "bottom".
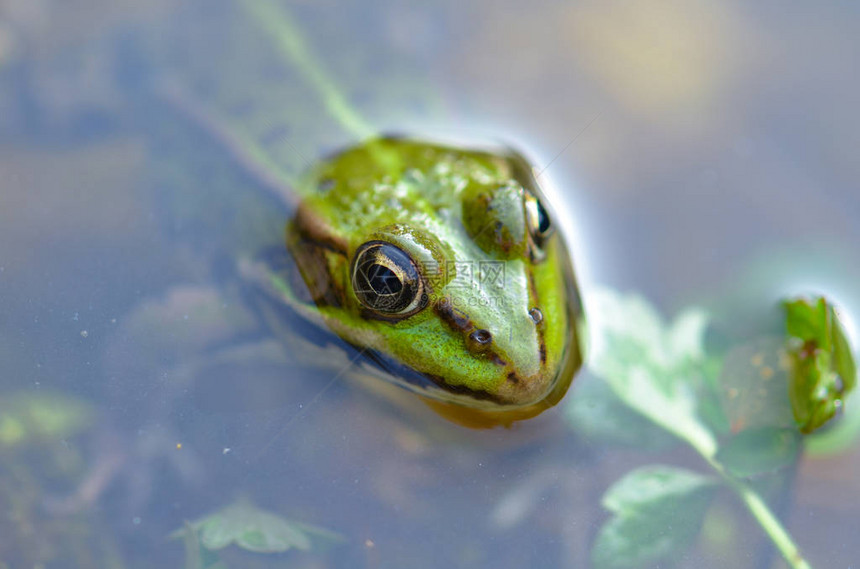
[{"left": 284, "top": 137, "right": 584, "bottom": 426}]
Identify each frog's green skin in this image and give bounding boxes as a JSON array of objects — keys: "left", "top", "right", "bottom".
[{"left": 268, "top": 136, "right": 584, "bottom": 426}]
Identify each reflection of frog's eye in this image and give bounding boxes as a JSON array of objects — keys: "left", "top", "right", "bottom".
[
  {"left": 524, "top": 192, "right": 553, "bottom": 243},
  {"left": 351, "top": 241, "right": 426, "bottom": 318}
]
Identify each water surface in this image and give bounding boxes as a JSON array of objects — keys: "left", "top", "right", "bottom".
[{"left": 1, "top": 1, "right": 859, "bottom": 567}]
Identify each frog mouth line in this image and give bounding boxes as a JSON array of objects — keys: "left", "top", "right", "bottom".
[
  {"left": 246, "top": 248, "right": 532, "bottom": 408},
  {"left": 356, "top": 346, "right": 508, "bottom": 406}
]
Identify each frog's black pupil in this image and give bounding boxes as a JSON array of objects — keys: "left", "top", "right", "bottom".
[
  {"left": 536, "top": 200, "right": 551, "bottom": 234},
  {"left": 368, "top": 264, "right": 402, "bottom": 295}
]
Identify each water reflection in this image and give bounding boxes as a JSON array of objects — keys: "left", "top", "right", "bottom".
[{"left": 1, "top": 0, "right": 858, "bottom": 567}]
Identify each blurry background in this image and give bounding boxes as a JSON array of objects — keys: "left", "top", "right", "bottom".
[{"left": 0, "top": 1, "right": 858, "bottom": 567}]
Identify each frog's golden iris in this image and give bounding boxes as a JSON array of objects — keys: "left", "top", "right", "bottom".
[{"left": 284, "top": 136, "right": 584, "bottom": 427}]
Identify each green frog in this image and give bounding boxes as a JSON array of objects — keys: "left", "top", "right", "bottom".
[
  {"left": 252, "top": 137, "right": 585, "bottom": 427},
  {"left": 157, "top": 0, "right": 585, "bottom": 428}
]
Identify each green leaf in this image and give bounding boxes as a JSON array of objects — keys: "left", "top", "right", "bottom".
[
  {"left": 601, "top": 465, "right": 717, "bottom": 513},
  {"left": 807, "top": 390, "right": 860, "bottom": 455},
  {"left": 564, "top": 375, "right": 677, "bottom": 450},
  {"left": 592, "top": 465, "right": 718, "bottom": 569},
  {"left": 831, "top": 310, "right": 857, "bottom": 393},
  {"left": 717, "top": 337, "right": 794, "bottom": 432},
  {"left": 716, "top": 427, "right": 801, "bottom": 478},
  {"left": 784, "top": 297, "right": 829, "bottom": 348},
  {"left": 182, "top": 521, "right": 229, "bottom": 569},
  {"left": 173, "top": 499, "right": 343, "bottom": 555},
  {"left": 586, "top": 288, "right": 718, "bottom": 457},
  {"left": 0, "top": 391, "right": 94, "bottom": 448},
  {"left": 783, "top": 296, "right": 857, "bottom": 433}
]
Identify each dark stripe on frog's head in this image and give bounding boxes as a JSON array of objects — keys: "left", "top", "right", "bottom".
[
  {"left": 359, "top": 347, "right": 506, "bottom": 405},
  {"left": 433, "top": 300, "right": 472, "bottom": 332},
  {"left": 433, "top": 299, "right": 509, "bottom": 367},
  {"left": 286, "top": 203, "right": 349, "bottom": 307},
  {"left": 525, "top": 270, "right": 548, "bottom": 366},
  {"left": 291, "top": 201, "right": 349, "bottom": 254}
]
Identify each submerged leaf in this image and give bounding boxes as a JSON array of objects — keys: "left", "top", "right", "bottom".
[
  {"left": 586, "top": 288, "right": 718, "bottom": 457},
  {"left": 783, "top": 297, "right": 858, "bottom": 433},
  {"left": 173, "top": 499, "right": 343, "bottom": 555},
  {"left": 592, "top": 465, "right": 718, "bottom": 569},
  {"left": 718, "top": 337, "right": 794, "bottom": 432},
  {"left": 182, "top": 521, "right": 229, "bottom": 569},
  {"left": 0, "top": 391, "right": 94, "bottom": 448},
  {"left": 716, "top": 427, "right": 801, "bottom": 478},
  {"left": 601, "top": 465, "right": 717, "bottom": 514},
  {"left": 564, "top": 375, "right": 677, "bottom": 450}
]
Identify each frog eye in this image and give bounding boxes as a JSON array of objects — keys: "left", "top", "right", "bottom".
[
  {"left": 351, "top": 241, "right": 427, "bottom": 318},
  {"left": 524, "top": 192, "right": 553, "bottom": 243}
]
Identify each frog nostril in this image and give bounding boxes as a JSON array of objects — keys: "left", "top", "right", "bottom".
[
  {"left": 467, "top": 329, "right": 493, "bottom": 352},
  {"left": 529, "top": 307, "right": 544, "bottom": 325}
]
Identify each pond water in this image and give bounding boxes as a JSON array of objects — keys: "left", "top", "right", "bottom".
[{"left": 1, "top": 1, "right": 859, "bottom": 568}]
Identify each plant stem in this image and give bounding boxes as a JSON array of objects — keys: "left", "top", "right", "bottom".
[
  {"left": 608, "top": 379, "right": 812, "bottom": 566},
  {"left": 700, "top": 454, "right": 811, "bottom": 569},
  {"left": 241, "top": 0, "right": 375, "bottom": 141},
  {"left": 241, "top": 0, "right": 402, "bottom": 174}
]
